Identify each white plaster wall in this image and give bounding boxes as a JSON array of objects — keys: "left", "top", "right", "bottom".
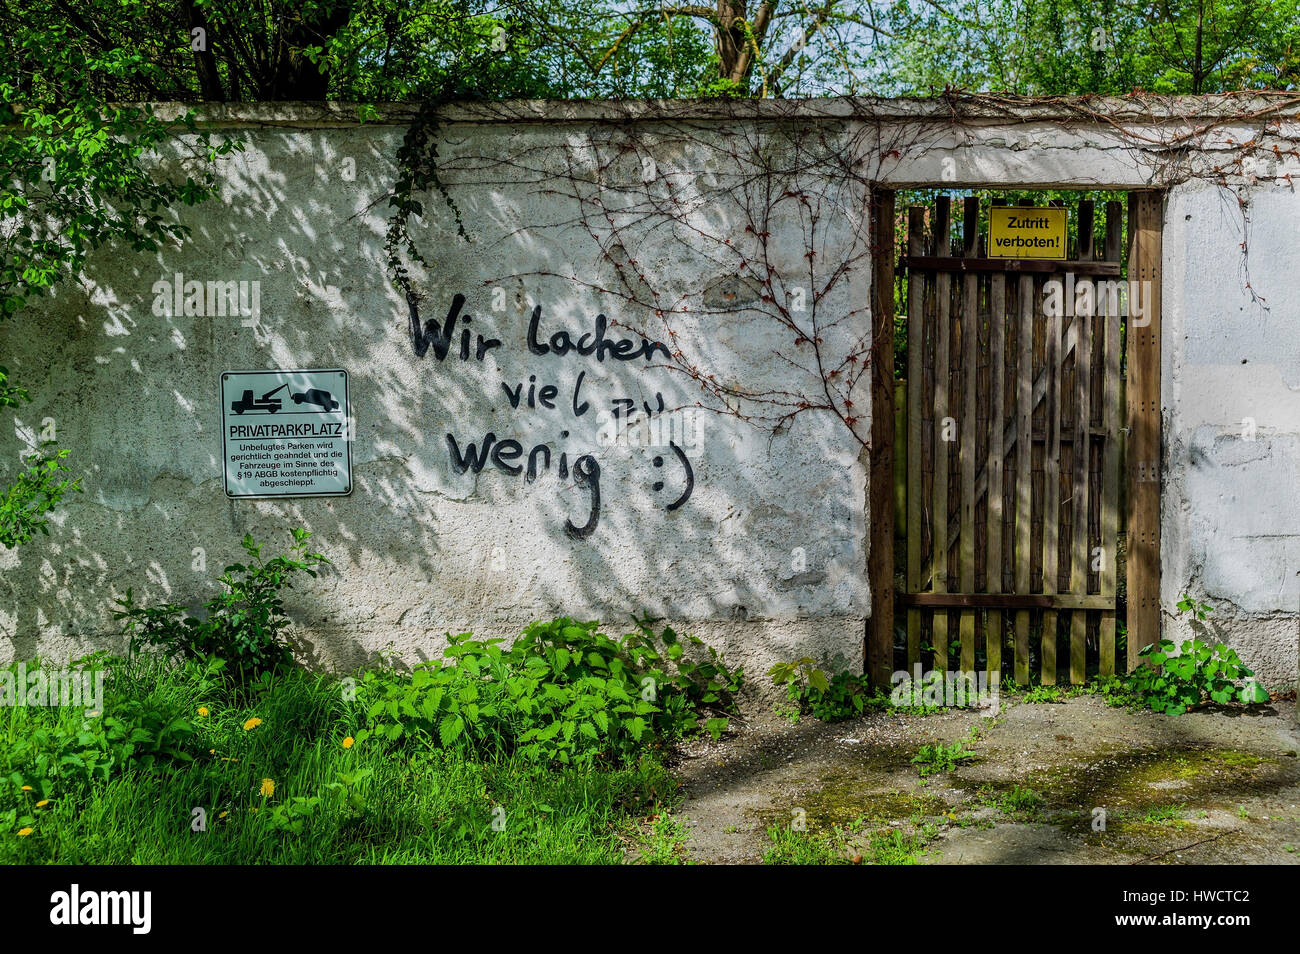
[
  {"left": 0, "top": 115, "right": 872, "bottom": 681},
  {"left": 3, "top": 97, "right": 1299, "bottom": 691},
  {"left": 1162, "top": 182, "right": 1300, "bottom": 687}
]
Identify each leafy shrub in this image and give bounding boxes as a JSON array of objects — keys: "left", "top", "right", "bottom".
[
  {"left": 0, "top": 441, "right": 80, "bottom": 549},
  {"left": 1116, "top": 596, "right": 1269, "bottom": 715},
  {"left": 113, "top": 528, "right": 328, "bottom": 677},
  {"left": 1122, "top": 639, "right": 1268, "bottom": 714},
  {"left": 1022, "top": 684, "right": 1066, "bottom": 704},
  {"left": 357, "top": 617, "right": 741, "bottom": 767}
]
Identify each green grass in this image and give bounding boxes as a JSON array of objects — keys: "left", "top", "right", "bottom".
[
  {"left": 911, "top": 742, "right": 976, "bottom": 776},
  {"left": 0, "top": 657, "right": 677, "bottom": 864},
  {"left": 763, "top": 819, "right": 936, "bottom": 865},
  {"left": 1138, "top": 803, "right": 1186, "bottom": 824}
]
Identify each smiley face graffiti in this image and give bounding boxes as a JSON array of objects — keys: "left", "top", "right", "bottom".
[{"left": 652, "top": 441, "right": 694, "bottom": 511}]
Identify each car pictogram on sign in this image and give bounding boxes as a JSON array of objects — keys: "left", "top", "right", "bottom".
[{"left": 292, "top": 388, "right": 340, "bottom": 411}]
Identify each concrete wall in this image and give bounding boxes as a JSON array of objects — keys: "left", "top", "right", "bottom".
[
  {"left": 0, "top": 107, "right": 872, "bottom": 682},
  {"left": 1161, "top": 182, "right": 1300, "bottom": 684},
  {"left": 2, "top": 97, "right": 1298, "bottom": 689}
]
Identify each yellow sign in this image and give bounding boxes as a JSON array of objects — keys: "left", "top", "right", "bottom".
[{"left": 988, "top": 206, "right": 1068, "bottom": 259}]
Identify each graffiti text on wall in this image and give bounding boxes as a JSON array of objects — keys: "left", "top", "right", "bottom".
[{"left": 409, "top": 293, "right": 697, "bottom": 538}]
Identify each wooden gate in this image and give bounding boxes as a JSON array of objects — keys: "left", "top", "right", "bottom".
[{"left": 895, "top": 195, "right": 1127, "bottom": 686}]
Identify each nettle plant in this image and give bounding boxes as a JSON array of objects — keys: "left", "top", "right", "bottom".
[
  {"left": 1123, "top": 596, "right": 1270, "bottom": 715},
  {"left": 768, "top": 657, "right": 872, "bottom": 722},
  {"left": 114, "top": 528, "right": 328, "bottom": 678},
  {"left": 358, "top": 616, "right": 741, "bottom": 767}
]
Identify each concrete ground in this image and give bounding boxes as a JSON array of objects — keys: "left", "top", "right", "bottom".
[{"left": 666, "top": 693, "right": 1300, "bottom": 864}]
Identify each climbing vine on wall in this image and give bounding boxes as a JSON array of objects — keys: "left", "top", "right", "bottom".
[{"left": 382, "top": 89, "right": 1300, "bottom": 452}]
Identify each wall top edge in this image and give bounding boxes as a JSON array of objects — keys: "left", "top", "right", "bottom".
[{"left": 24, "top": 91, "right": 1296, "bottom": 129}]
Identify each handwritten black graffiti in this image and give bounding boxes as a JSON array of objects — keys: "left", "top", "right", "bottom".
[
  {"left": 408, "top": 292, "right": 502, "bottom": 361},
  {"left": 415, "top": 294, "right": 692, "bottom": 537},
  {"left": 660, "top": 441, "right": 694, "bottom": 512},
  {"left": 445, "top": 431, "right": 602, "bottom": 537},
  {"left": 527, "top": 305, "right": 671, "bottom": 363},
  {"left": 565, "top": 455, "right": 600, "bottom": 539}
]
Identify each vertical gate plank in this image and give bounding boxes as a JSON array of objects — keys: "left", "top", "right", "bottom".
[
  {"left": 1014, "top": 271, "right": 1034, "bottom": 686},
  {"left": 931, "top": 197, "right": 952, "bottom": 673},
  {"left": 1041, "top": 202, "right": 1063, "bottom": 684},
  {"left": 868, "top": 189, "right": 896, "bottom": 686},
  {"left": 959, "top": 196, "right": 979, "bottom": 673},
  {"left": 1128, "top": 191, "right": 1163, "bottom": 666},
  {"left": 1069, "top": 202, "right": 1095, "bottom": 684},
  {"left": 906, "top": 206, "right": 926, "bottom": 673},
  {"left": 988, "top": 266, "right": 1006, "bottom": 684},
  {"left": 1099, "top": 201, "right": 1123, "bottom": 675}
]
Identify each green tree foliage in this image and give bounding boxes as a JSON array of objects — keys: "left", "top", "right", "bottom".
[
  {"left": 861, "top": 0, "right": 1299, "bottom": 96},
  {"left": 4, "top": 1, "right": 1296, "bottom": 103},
  {"left": 0, "top": 1, "right": 239, "bottom": 546}
]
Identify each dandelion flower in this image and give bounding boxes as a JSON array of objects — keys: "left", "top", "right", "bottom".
[
  {"left": 20, "top": 786, "right": 31, "bottom": 792},
  {"left": 259, "top": 778, "right": 275, "bottom": 798},
  {"left": 197, "top": 706, "right": 210, "bottom": 717},
  {"left": 342, "top": 736, "right": 354, "bottom": 749},
  {"left": 218, "top": 811, "right": 228, "bottom": 819},
  {"left": 243, "top": 717, "right": 262, "bottom": 731},
  {"left": 35, "top": 800, "right": 49, "bottom": 808},
  {"left": 17, "top": 828, "right": 33, "bottom": 837}
]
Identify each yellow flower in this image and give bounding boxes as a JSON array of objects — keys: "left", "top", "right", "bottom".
[
  {"left": 342, "top": 736, "right": 354, "bottom": 749},
  {"left": 218, "top": 811, "right": 228, "bottom": 819},
  {"left": 209, "top": 749, "right": 216, "bottom": 755},
  {"left": 20, "top": 786, "right": 32, "bottom": 792},
  {"left": 17, "top": 828, "right": 33, "bottom": 837},
  {"left": 35, "top": 800, "right": 49, "bottom": 808},
  {"left": 243, "top": 717, "right": 263, "bottom": 731},
  {"left": 259, "top": 778, "right": 275, "bottom": 798},
  {"left": 197, "top": 706, "right": 210, "bottom": 717}
]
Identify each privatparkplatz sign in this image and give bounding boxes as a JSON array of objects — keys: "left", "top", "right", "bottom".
[{"left": 221, "top": 369, "right": 352, "bottom": 498}]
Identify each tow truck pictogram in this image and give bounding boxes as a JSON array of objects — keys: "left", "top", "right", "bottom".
[{"left": 230, "top": 383, "right": 289, "bottom": 414}]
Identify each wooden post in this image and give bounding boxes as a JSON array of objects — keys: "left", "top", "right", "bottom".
[
  {"left": 1041, "top": 200, "right": 1063, "bottom": 684},
  {"left": 1014, "top": 198, "right": 1036, "bottom": 685},
  {"left": 1014, "top": 268, "right": 1034, "bottom": 686},
  {"left": 1128, "top": 191, "right": 1164, "bottom": 666},
  {"left": 987, "top": 199, "right": 1007, "bottom": 686},
  {"left": 868, "top": 189, "right": 896, "bottom": 686}
]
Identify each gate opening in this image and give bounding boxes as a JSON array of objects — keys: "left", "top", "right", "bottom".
[{"left": 867, "top": 189, "right": 1164, "bottom": 690}]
